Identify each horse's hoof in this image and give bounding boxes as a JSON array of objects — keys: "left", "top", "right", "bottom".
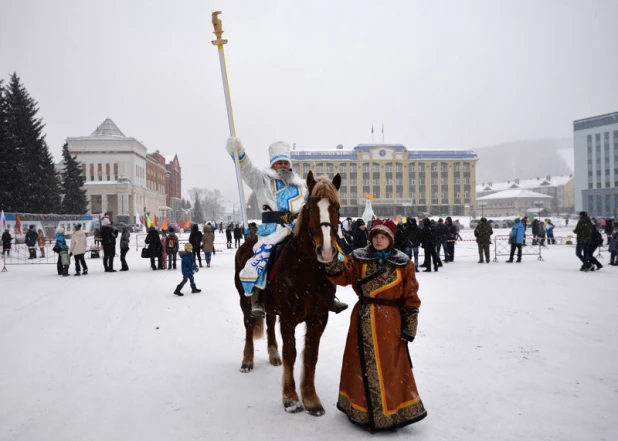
[
  {"left": 283, "top": 401, "right": 304, "bottom": 413},
  {"left": 306, "top": 408, "right": 325, "bottom": 417},
  {"left": 240, "top": 363, "right": 253, "bottom": 373},
  {"left": 269, "top": 353, "right": 282, "bottom": 366}
]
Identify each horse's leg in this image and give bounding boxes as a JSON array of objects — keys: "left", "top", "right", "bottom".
[
  {"left": 240, "top": 296, "right": 255, "bottom": 373},
  {"left": 280, "top": 318, "right": 303, "bottom": 413},
  {"left": 301, "top": 315, "right": 328, "bottom": 416},
  {"left": 266, "top": 312, "right": 281, "bottom": 366}
]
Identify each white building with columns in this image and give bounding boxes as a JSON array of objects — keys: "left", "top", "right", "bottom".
[{"left": 66, "top": 118, "right": 168, "bottom": 222}]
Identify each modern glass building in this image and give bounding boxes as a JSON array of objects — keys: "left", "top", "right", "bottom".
[
  {"left": 291, "top": 144, "right": 478, "bottom": 217},
  {"left": 573, "top": 112, "right": 618, "bottom": 216}
]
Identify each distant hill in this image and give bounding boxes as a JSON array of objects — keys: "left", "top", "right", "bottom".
[{"left": 474, "top": 139, "right": 574, "bottom": 184}]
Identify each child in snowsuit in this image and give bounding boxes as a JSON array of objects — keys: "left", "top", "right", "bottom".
[{"left": 174, "top": 244, "right": 202, "bottom": 296}]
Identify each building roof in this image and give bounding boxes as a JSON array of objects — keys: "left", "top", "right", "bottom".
[
  {"left": 291, "top": 144, "right": 478, "bottom": 161},
  {"left": 573, "top": 111, "right": 618, "bottom": 131},
  {"left": 477, "top": 189, "right": 553, "bottom": 201},
  {"left": 476, "top": 175, "right": 573, "bottom": 193},
  {"left": 90, "top": 118, "right": 126, "bottom": 138}
]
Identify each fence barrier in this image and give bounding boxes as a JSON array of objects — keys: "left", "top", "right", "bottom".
[{"left": 493, "top": 235, "right": 543, "bottom": 262}]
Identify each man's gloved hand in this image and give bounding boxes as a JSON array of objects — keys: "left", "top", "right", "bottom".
[{"left": 225, "top": 137, "right": 245, "bottom": 158}]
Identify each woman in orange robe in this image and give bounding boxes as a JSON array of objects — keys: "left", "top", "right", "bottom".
[{"left": 325, "top": 218, "right": 427, "bottom": 433}]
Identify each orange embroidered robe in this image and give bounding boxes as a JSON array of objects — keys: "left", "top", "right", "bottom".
[{"left": 326, "top": 248, "right": 427, "bottom": 432}]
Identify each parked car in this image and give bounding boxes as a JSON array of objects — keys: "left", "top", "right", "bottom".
[{"left": 469, "top": 219, "right": 480, "bottom": 229}]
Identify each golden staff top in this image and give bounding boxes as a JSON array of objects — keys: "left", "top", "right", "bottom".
[{"left": 211, "top": 11, "right": 228, "bottom": 45}]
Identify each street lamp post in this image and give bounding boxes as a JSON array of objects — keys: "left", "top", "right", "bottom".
[{"left": 479, "top": 202, "right": 487, "bottom": 218}]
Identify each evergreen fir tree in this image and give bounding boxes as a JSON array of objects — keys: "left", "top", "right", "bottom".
[
  {"left": 60, "top": 142, "right": 88, "bottom": 214},
  {"left": 0, "top": 78, "right": 23, "bottom": 212},
  {"left": 3, "top": 73, "right": 61, "bottom": 213},
  {"left": 192, "top": 196, "right": 205, "bottom": 224}
]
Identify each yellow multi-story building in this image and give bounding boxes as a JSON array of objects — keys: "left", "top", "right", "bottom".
[{"left": 291, "top": 144, "right": 479, "bottom": 217}]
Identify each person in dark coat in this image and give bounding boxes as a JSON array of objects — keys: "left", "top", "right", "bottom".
[
  {"left": 225, "top": 223, "right": 233, "bottom": 249},
  {"left": 420, "top": 218, "right": 441, "bottom": 272},
  {"left": 26, "top": 225, "right": 38, "bottom": 259},
  {"left": 2, "top": 229, "right": 12, "bottom": 257},
  {"left": 445, "top": 216, "right": 458, "bottom": 262},
  {"left": 233, "top": 223, "right": 243, "bottom": 248},
  {"left": 435, "top": 219, "right": 449, "bottom": 262},
  {"left": 188, "top": 223, "right": 203, "bottom": 267},
  {"left": 394, "top": 222, "right": 407, "bottom": 253},
  {"left": 474, "top": 217, "right": 493, "bottom": 263},
  {"left": 353, "top": 219, "right": 368, "bottom": 249},
  {"left": 587, "top": 224, "right": 604, "bottom": 271},
  {"left": 166, "top": 227, "right": 180, "bottom": 270},
  {"left": 145, "top": 226, "right": 163, "bottom": 270},
  {"left": 100, "top": 218, "right": 118, "bottom": 272},
  {"left": 404, "top": 218, "right": 421, "bottom": 271},
  {"left": 573, "top": 211, "right": 593, "bottom": 271},
  {"left": 120, "top": 227, "right": 130, "bottom": 271}
]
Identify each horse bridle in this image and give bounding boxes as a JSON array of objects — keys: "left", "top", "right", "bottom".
[{"left": 305, "top": 203, "right": 338, "bottom": 240}]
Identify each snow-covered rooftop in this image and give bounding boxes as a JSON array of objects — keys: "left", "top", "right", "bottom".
[
  {"left": 477, "top": 189, "right": 553, "bottom": 200},
  {"left": 476, "top": 175, "right": 573, "bottom": 193}
]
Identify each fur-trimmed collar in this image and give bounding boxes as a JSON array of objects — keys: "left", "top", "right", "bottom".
[
  {"left": 352, "top": 246, "right": 410, "bottom": 267},
  {"left": 263, "top": 168, "right": 306, "bottom": 188}
]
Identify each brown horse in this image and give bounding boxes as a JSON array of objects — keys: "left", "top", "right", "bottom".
[{"left": 234, "top": 171, "right": 341, "bottom": 416}]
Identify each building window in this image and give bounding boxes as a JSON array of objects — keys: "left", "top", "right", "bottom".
[
  {"left": 441, "top": 177, "right": 447, "bottom": 185},
  {"left": 363, "top": 163, "right": 369, "bottom": 173},
  {"left": 463, "top": 163, "right": 470, "bottom": 172},
  {"left": 431, "top": 164, "right": 438, "bottom": 172},
  {"left": 373, "top": 164, "right": 380, "bottom": 173},
  {"left": 455, "top": 177, "right": 460, "bottom": 185},
  {"left": 316, "top": 165, "right": 323, "bottom": 174},
  {"left": 385, "top": 164, "right": 392, "bottom": 172},
  {"left": 363, "top": 179, "right": 370, "bottom": 186},
  {"left": 349, "top": 179, "right": 356, "bottom": 186},
  {"left": 341, "top": 178, "right": 347, "bottom": 186},
  {"left": 373, "top": 178, "right": 380, "bottom": 186},
  {"left": 339, "top": 163, "right": 347, "bottom": 174},
  {"left": 350, "top": 192, "right": 356, "bottom": 200},
  {"left": 326, "top": 164, "right": 334, "bottom": 174},
  {"left": 454, "top": 163, "right": 460, "bottom": 172},
  {"left": 409, "top": 164, "right": 415, "bottom": 172},
  {"left": 396, "top": 163, "right": 403, "bottom": 172},
  {"left": 432, "top": 178, "right": 438, "bottom": 185},
  {"left": 386, "top": 179, "right": 393, "bottom": 185},
  {"left": 396, "top": 178, "right": 402, "bottom": 185},
  {"left": 441, "top": 163, "right": 448, "bottom": 173}
]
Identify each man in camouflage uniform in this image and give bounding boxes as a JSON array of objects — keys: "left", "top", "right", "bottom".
[{"left": 474, "top": 217, "right": 493, "bottom": 263}]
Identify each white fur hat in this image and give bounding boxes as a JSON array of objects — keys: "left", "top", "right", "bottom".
[
  {"left": 269, "top": 141, "right": 292, "bottom": 168},
  {"left": 56, "top": 226, "right": 65, "bottom": 234},
  {"left": 101, "top": 217, "right": 111, "bottom": 226}
]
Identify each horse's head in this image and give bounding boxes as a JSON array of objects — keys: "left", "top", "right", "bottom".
[{"left": 296, "top": 171, "right": 341, "bottom": 263}]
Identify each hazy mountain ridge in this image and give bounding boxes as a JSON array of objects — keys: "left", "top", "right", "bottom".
[{"left": 474, "top": 138, "right": 574, "bottom": 184}]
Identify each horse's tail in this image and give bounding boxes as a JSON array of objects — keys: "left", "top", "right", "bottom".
[{"left": 253, "top": 318, "right": 264, "bottom": 340}]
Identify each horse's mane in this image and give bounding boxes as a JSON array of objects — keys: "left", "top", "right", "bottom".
[{"left": 294, "top": 176, "right": 340, "bottom": 236}]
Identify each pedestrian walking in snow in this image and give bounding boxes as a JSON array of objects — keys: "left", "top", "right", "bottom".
[
  {"left": 324, "top": 218, "right": 427, "bottom": 432},
  {"left": 420, "top": 218, "right": 441, "bottom": 271},
  {"left": 189, "top": 224, "right": 203, "bottom": 267},
  {"left": 233, "top": 223, "right": 243, "bottom": 248},
  {"left": 37, "top": 229, "right": 46, "bottom": 258},
  {"left": 445, "top": 216, "right": 458, "bottom": 262},
  {"left": 506, "top": 218, "right": 524, "bottom": 263},
  {"left": 474, "top": 217, "right": 493, "bottom": 263},
  {"left": 2, "top": 229, "right": 12, "bottom": 257},
  {"left": 202, "top": 223, "right": 215, "bottom": 267},
  {"left": 173, "top": 243, "right": 202, "bottom": 296},
  {"left": 225, "top": 223, "right": 233, "bottom": 249},
  {"left": 55, "top": 226, "right": 70, "bottom": 276},
  {"left": 609, "top": 228, "right": 618, "bottom": 266},
  {"left": 145, "top": 226, "right": 163, "bottom": 270},
  {"left": 26, "top": 225, "right": 38, "bottom": 259},
  {"left": 69, "top": 223, "right": 88, "bottom": 276},
  {"left": 587, "top": 225, "right": 604, "bottom": 272},
  {"left": 100, "top": 215, "right": 118, "bottom": 272},
  {"left": 573, "top": 211, "right": 593, "bottom": 271},
  {"left": 120, "top": 227, "right": 130, "bottom": 271},
  {"left": 166, "top": 227, "right": 179, "bottom": 270}
]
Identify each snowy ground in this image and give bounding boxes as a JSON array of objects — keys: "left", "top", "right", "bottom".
[{"left": 1, "top": 229, "right": 617, "bottom": 441}]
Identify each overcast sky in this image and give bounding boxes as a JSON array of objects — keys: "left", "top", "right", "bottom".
[{"left": 1, "top": 0, "right": 617, "bottom": 201}]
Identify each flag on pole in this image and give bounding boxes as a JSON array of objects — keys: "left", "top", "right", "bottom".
[
  {"left": 15, "top": 212, "right": 22, "bottom": 235},
  {"left": 185, "top": 219, "right": 190, "bottom": 229},
  {"left": 381, "top": 124, "right": 384, "bottom": 134},
  {"left": 154, "top": 215, "right": 158, "bottom": 228},
  {"left": 147, "top": 215, "right": 152, "bottom": 227},
  {"left": 161, "top": 218, "right": 168, "bottom": 231},
  {"left": 0, "top": 210, "right": 6, "bottom": 231},
  {"left": 371, "top": 124, "right": 374, "bottom": 134},
  {"left": 135, "top": 210, "right": 146, "bottom": 232}
]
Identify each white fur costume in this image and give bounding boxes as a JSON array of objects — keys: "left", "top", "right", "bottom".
[{"left": 226, "top": 137, "right": 308, "bottom": 295}]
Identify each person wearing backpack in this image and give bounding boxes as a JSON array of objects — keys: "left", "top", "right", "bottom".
[{"left": 166, "top": 227, "right": 180, "bottom": 270}]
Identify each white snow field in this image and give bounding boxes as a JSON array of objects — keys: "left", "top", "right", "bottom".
[{"left": 1, "top": 230, "right": 617, "bottom": 441}]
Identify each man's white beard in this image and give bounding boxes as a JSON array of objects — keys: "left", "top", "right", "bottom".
[{"left": 276, "top": 168, "right": 294, "bottom": 184}]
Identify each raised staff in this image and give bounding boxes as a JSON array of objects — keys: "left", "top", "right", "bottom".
[{"left": 211, "top": 11, "right": 248, "bottom": 231}]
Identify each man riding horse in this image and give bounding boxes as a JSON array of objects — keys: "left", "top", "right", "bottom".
[{"left": 225, "top": 137, "right": 348, "bottom": 318}]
